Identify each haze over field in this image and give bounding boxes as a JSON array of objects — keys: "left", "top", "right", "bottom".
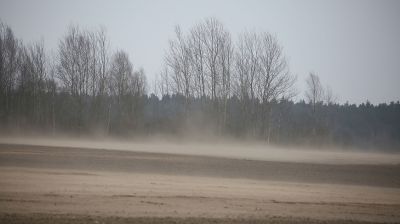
[{"left": 1, "top": 136, "right": 399, "bottom": 165}]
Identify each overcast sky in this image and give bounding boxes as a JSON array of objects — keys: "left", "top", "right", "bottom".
[{"left": 1, "top": 0, "right": 399, "bottom": 104}]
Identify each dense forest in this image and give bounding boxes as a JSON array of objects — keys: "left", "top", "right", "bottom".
[{"left": 0, "top": 19, "right": 399, "bottom": 150}]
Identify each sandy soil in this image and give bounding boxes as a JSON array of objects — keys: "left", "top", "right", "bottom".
[{"left": 0, "top": 142, "right": 399, "bottom": 223}]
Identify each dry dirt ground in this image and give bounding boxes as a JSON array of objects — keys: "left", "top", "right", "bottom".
[{"left": 0, "top": 142, "right": 399, "bottom": 223}]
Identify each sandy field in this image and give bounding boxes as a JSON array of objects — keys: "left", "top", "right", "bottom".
[{"left": 0, "top": 140, "right": 399, "bottom": 223}]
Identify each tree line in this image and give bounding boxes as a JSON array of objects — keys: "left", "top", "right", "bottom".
[
  {"left": 0, "top": 22, "right": 146, "bottom": 135},
  {"left": 0, "top": 18, "right": 399, "bottom": 150}
]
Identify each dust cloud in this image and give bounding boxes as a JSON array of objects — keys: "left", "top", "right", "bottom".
[{"left": 1, "top": 135, "right": 399, "bottom": 165}]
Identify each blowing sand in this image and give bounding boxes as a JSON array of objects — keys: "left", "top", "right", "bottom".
[
  {"left": 0, "top": 140, "right": 399, "bottom": 223},
  {"left": 1, "top": 136, "right": 400, "bottom": 165}
]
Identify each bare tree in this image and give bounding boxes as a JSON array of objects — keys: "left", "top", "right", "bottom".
[
  {"left": 305, "top": 72, "right": 323, "bottom": 113},
  {"left": 97, "top": 27, "right": 109, "bottom": 97},
  {"left": 256, "top": 32, "right": 296, "bottom": 141},
  {"left": 91, "top": 27, "right": 110, "bottom": 130},
  {"left": 257, "top": 33, "right": 295, "bottom": 103},
  {"left": 131, "top": 67, "right": 146, "bottom": 97},
  {"left": 47, "top": 60, "right": 57, "bottom": 134},
  {"left": 17, "top": 40, "right": 47, "bottom": 127},
  {"left": 188, "top": 24, "right": 206, "bottom": 98},
  {"left": 195, "top": 18, "right": 233, "bottom": 132},
  {"left": 109, "top": 50, "right": 133, "bottom": 98},
  {"left": 0, "top": 23, "right": 20, "bottom": 124},
  {"left": 324, "top": 85, "right": 337, "bottom": 105},
  {"left": 201, "top": 18, "right": 224, "bottom": 101},
  {"left": 108, "top": 50, "right": 146, "bottom": 131},
  {"left": 108, "top": 50, "right": 132, "bottom": 131},
  {"left": 305, "top": 72, "right": 324, "bottom": 138},
  {"left": 156, "top": 65, "right": 171, "bottom": 97},
  {"left": 233, "top": 32, "right": 260, "bottom": 136},
  {"left": 57, "top": 25, "right": 84, "bottom": 130},
  {"left": 160, "top": 18, "right": 234, "bottom": 133},
  {"left": 233, "top": 31, "right": 295, "bottom": 139},
  {"left": 29, "top": 40, "right": 46, "bottom": 125},
  {"left": 56, "top": 25, "right": 113, "bottom": 131},
  {"left": 234, "top": 32, "right": 259, "bottom": 102},
  {"left": 218, "top": 30, "right": 233, "bottom": 130},
  {"left": 165, "top": 26, "right": 192, "bottom": 99}
]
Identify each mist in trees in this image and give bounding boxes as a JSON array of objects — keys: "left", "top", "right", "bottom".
[{"left": 0, "top": 19, "right": 399, "bottom": 150}]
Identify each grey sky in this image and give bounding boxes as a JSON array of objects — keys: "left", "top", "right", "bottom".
[{"left": 0, "top": 0, "right": 399, "bottom": 104}]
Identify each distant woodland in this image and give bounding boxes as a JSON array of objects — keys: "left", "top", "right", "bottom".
[{"left": 0, "top": 18, "right": 399, "bottom": 150}]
